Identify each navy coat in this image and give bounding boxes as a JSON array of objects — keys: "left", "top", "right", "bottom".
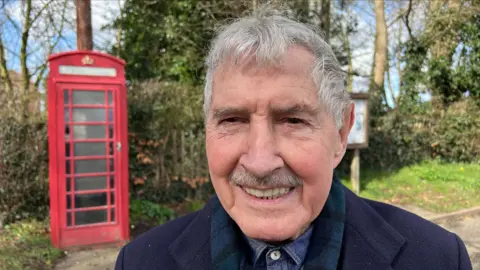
[{"left": 115, "top": 187, "right": 472, "bottom": 269}]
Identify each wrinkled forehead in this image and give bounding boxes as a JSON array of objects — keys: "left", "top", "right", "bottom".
[{"left": 213, "top": 45, "right": 317, "bottom": 82}]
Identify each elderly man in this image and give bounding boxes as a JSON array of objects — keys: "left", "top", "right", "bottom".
[{"left": 115, "top": 8, "right": 471, "bottom": 270}]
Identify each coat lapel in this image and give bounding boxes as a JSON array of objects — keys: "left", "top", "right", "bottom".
[
  {"left": 339, "top": 187, "right": 406, "bottom": 270},
  {"left": 168, "top": 199, "right": 214, "bottom": 270},
  {"left": 168, "top": 184, "right": 407, "bottom": 270}
]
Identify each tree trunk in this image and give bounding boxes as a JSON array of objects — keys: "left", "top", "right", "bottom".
[
  {"left": 320, "top": 0, "right": 331, "bottom": 42},
  {"left": 172, "top": 129, "right": 178, "bottom": 177},
  {"left": 75, "top": 0, "right": 93, "bottom": 50},
  {"left": 370, "top": 0, "right": 388, "bottom": 111},
  {"left": 180, "top": 131, "right": 185, "bottom": 177},
  {"left": 0, "top": 39, "right": 13, "bottom": 95},
  {"left": 340, "top": 12, "right": 353, "bottom": 92},
  {"left": 189, "top": 136, "right": 194, "bottom": 178},
  {"left": 115, "top": 0, "right": 123, "bottom": 57}
]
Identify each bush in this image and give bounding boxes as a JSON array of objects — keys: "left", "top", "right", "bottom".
[
  {"left": 432, "top": 100, "right": 480, "bottom": 162},
  {"left": 341, "top": 98, "right": 480, "bottom": 174},
  {"left": 0, "top": 118, "right": 49, "bottom": 227},
  {"left": 129, "top": 199, "right": 176, "bottom": 225},
  {"left": 127, "top": 80, "right": 212, "bottom": 204}
]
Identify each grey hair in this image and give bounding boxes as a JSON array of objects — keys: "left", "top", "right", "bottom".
[{"left": 203, "top": 6, "right": 351, "bottom": 128}]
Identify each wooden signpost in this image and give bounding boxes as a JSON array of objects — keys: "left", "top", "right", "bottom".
[{"left": 347, "top": 93, "right": 369, "bottom": 194}]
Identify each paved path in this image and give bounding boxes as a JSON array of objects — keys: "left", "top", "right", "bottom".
[
  {"left": 437, "top": 214, "right": 480, "bottom": 270},
  {"left": 53, "top": 206, "right": 480, "bottom": 270},
  {"left": 54, "top": 247, "right": 120, "bottom": 270}
]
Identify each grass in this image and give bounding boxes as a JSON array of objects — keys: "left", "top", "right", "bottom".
[
  {"left": 341, "top": 161, "right": 480, "bottom": 213},
  {"left": 0, "top": 219, "right": 62, "bottom": 270}
]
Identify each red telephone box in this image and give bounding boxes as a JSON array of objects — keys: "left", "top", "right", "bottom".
[{"left": 47, "top": 51, "right": 129, "bottom": 248}]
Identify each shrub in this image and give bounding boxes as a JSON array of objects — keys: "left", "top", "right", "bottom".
[
  {"left": 339, "top": 98, "right": 479, "bottom": 175},
  {"left": 431, "top": 99, "right": 480, "bottom": 162},
  {"left": 129, "top": 199, "right": 176, "bottom": 225},
  {"left": 0, "top": 118, "right": 49, "bottom": 227},
  {"left": 127, "top": 80, "right": 212, "bottom": 203}
]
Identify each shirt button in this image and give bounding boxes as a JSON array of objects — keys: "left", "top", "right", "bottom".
[{"left": 269, "top": 250, "right": 281, "bottom": 261}]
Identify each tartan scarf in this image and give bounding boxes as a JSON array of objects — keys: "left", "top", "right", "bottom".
[{"left": 211, "top": 176, "right": 346, "bottom": 270}]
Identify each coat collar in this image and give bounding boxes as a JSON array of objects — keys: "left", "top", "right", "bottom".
[
  {"left": 168, "top": 201, "right": 213, "bottom": 269},
  {"left": 169, "top": 184, "right": 406, "bottom": 270},
  {"left": 339, "top": 187, "right": 405, "bottom": 269}
]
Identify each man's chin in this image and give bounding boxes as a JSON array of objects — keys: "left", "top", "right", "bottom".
[{"left": 235, "top": 216, "right": 310, "bottom": 242}]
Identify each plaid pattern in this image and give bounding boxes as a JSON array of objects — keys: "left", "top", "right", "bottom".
[
  {"left": 211, "top": 176, "right": 346, "bottom": 270},
  {"left": 243, "top": 225, "right": 313, "bottom": 269}
]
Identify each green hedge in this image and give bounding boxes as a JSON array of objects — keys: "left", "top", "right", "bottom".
[
  {"left": 338, "top": 98, "right": 480, "bottom": 177},
  {"left": 0, "top": 118, "right": 49, "bottom": 227}
]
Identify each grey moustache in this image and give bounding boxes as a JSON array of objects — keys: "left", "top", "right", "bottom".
[{"left": 229, "top": 167, "right": 303, "bottom": 187}]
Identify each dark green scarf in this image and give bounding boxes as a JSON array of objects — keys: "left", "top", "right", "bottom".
[{"left": 211, "top": 176, "right": 346, "bottom": 270}]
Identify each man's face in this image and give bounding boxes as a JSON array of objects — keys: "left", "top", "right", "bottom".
[{"left": 205, "top": 46, "right": 353, "bottom": 242}]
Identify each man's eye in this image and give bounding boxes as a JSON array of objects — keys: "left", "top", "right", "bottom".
[
  {"left": 284, "top": 118, "right": 304, "bottom": 124},
  {"left": 220, "top": 117, "right": 243, "bottom": 124}
]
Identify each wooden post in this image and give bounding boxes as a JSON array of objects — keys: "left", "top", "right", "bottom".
[
  {"left": 350, "top": 148, "right": 360, "bottom": 194},
  {"left": 75, "top": 0, "right": 93, "bottom": 50}
]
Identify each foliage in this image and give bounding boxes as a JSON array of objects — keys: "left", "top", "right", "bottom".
[
  {"left": 400, "top": 4, "right": 480, "bottom": 108},
  {"left": 183, "top": 199, "right": 206, "bottom": 213},
  {"left": 130, "top": 199, "right": 176, "bottom": 226},
  {"left": 110, "top": 0, "right": 250, "bottom": 83},
  {"left": 110, "top": 0, "right": 356, "bottom": 84},
  {"left": 351, "top": 98, "right": 480, "bottom": 173},
  {"left": 340, "top": 161, "right": 480, "bottom": 213},
  {"left": 127, "top": 80, "right": 211, "bottom": 203},
  {"left": 0, "top": 219, "right": 62, "bottom": 270},
  {"left": 431, "top": 99, "right": 480, "bottom": 162},
  {"left": 0, "top": 117, "right": 49, "bottom": 227}
]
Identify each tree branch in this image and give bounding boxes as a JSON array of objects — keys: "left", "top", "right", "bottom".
[
  {"left": 20, "top": 0, "right": 33, "bottom": 95},
  {"left": 0, "top": 36, "right": 13, "bottom": 94},
  {"left": 34, "top": 0, "right": 69, "bottom": 89},
  {"left": 402, "top": 0, "right": 414, "bottom": 39},
  {"left": 30, "top": 0, "right": 54, "bottom": 25}
]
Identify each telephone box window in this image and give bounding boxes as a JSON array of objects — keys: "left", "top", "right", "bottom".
[
  {"left": 72, "top": 108, "right": 106, "bottom": 122},
  {"left": 72, "top": 90, "right": 105, "bottom": 105},
  {"left": 75, "top": 193, "right": 107, "bottom": 208},
  {"left": 67, "top": 213, "right": 72, "bottom": 227},
  {"left": 65, "top": 160, "right": 71, "bottom": 174},
  {"left": 75, "top": 176, "right": 107, "bottom": 191},
  {"left": 64, "top": 90, "right": 69, "bottom": 104},
  {"left": 74, "top": 159, "right": 107, "bottom": 174},
  {"left": 72, "top": 125, "right": 106, "bottom": 139},
  {"left": 75, "top": 210, "right": 107, "bottom": 225},
  {"left": 73, "top": 142, "right": 106, "bottom": 156},
  {"left": 66, "top": 177, "right": 71, "bottom": 192}
]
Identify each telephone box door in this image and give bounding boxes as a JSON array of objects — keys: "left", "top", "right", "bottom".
[{"left": 58, "top": 83, "right": 124, "bottom": 246}]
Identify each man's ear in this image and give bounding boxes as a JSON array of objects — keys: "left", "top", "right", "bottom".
[{"left": 333, "top": 102, "right": 355, "bottom": 166}]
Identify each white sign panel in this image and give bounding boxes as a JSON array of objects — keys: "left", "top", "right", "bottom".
[
  {"left": 348, "top": 99, "right": 367, "bottom": 145},
  {"left": 59, "top": 65, "right": 117, "bottom": 77}
]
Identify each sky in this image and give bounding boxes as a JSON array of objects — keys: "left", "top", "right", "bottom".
[{"left": 0, "top": 0, "right": 430, "bottom": 108}]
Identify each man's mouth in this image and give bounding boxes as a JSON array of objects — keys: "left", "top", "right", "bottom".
[{"left": 241, "top": 186, "right": 295, "bottom": 200}]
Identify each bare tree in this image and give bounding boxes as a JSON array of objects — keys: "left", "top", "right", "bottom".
[{"left": 0, "top": 0, "right": 72, "bottom": 119}]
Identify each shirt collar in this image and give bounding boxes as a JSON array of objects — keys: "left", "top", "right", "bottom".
[{"left": 245, "top": 225, "right": 314, "bottom": 266}]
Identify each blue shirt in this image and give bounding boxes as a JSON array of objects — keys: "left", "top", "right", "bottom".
[{"left": 243, "top": 226, "right": 313, "bottom": 270}]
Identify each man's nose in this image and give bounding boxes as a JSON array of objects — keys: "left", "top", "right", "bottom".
[{"left": 239, "top": 122, "right": 284, "bottom": 178}]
